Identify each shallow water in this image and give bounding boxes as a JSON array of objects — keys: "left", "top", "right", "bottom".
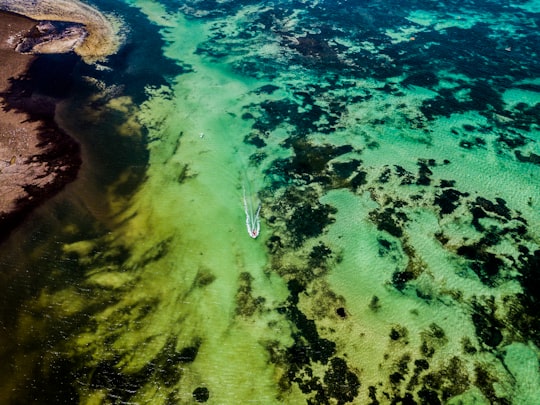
[{"left": 1, "top": 0, "right": 539, "bottom": 404}]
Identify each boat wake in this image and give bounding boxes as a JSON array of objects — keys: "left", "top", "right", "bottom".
[{"left": 243, "top": 184, "right": 261, "bottom": 239}]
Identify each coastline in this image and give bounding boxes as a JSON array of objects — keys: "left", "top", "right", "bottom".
[{"left": 0, "top": 10, "right": 81, "bottom": 241}]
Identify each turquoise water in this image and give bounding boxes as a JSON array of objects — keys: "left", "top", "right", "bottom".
[{"left": 0, "top": 0, "right": 539, "bottom": 403}]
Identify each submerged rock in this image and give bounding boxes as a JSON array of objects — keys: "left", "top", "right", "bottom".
[{"left": 15, "top": 20, "right": 88, "bottom": 55}]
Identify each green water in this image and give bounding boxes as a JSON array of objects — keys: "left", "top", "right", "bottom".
[{"left": 1, "top": 0, "right": 539, "bottom": 403}]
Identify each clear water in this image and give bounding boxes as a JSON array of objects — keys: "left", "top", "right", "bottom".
[{"left": 1, "top": 0, "right": 539, "bottom": 404}]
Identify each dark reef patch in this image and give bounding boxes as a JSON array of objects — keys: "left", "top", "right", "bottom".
[
  {"left": 279, "top": 280, "right": 336, "bottom": 365},
  {"left": 251, "top": 98, "right": 302, "bottom": 134},
  {"left": 442, "top": 195, "right": 529, "bottom": 286},
  {"left": 474, "top": 197, "right": 511, "bottom": 221},
  {"left": 267, "top": 185, "right": 337, "bottom": 248},
  {"left": 336, "top": 307, "right": 347, "bottom": 318},
  {"left": 474, "top": 364, "right": 511, "bottom": 404},
  {"left": 321, "top": 357, "right": 361, "bottom": 404},
  {"left": 416, "top": 158, "right": 435, "bottom": 186},
  {"left": 389, "top": 325, "right": 409, "bottom": 342},
  {"left": 392, "top": 270, "right": 416, "bottom": 292},
  {"left": 254, "top": 84, "right": 280, "bottom": 95},
  {"left": 287, "top": 32, "right": 341, "bottom": 63},
  {"left": 377, "top": 237, "right": 394, "bottom": 256},
  {"left": 419, "top": 323, "right": 447, "bottom": 358},
  {"left": 331, "top": 159, "right": 362, "bottom": 180},
  {"left": 457, "top": 243, "right": 505, "bottom": 286},
  {"left": 291, "top": 142, "right": 353, "bottom": 177},
  {"left": 434, "top": 188, "right": 467, "bottom": 215},
  {"left": 267, "top": 140, "right": 355, "bottom": 187},
  {"left": 417, "top": 386, "right": 442, "bottom": 405},
  {"left": 378, "top": 167, "right": 392, "bottom": 184},
  {"left": 349, "top": 170, "right": 368, "bottom": 190},
  {"left": 273, "top": 279, "right": 360, "bottom": 404},
  {"left": 471, "top": 297, "right": 503, "bottom": 349},
  {"left": 497, "top": 130, "right": 528, "bottom": 150},
  {"left": 394, "top": 165, "right": 415, "bottom": 186},
  {"left": 421, "top": 356, "right": 469, "bottom": 401},
  {"left": 244, "top": 132, "right": 267, "bottom": 148},
  {"left": 288, "top": 198, "right": 336, "bottom": 247},
  {"left": 309, "top": 242, "right": 334, "bottom": 268},
  {"left": 368, "top": 385, "right": 380, "bottom": 405},
  {"left": 508, "top": 249, "right": 540, "bottom": 346},
  {"left": 193, "top": 387, "right": 210, "bottom": 403},
  {"left": 461, "top": 337, "right": 478, "bottom": 355},
  {"left": 515, "top": 150, "right": 540, "bottom": 166},
  {"left": 369, "top": 207, "right": 408, "bottom": 238},
  {"left": 459, "top": 137, "right": 486, "bottom": 150},
  {"left": 507, "top": 102, "right": 540, "bottom": 132},
  {"left": 406, "top": 358, "right": 430, "bottom": 392},
  {"left": 235, "top": 272, "right": 266, "bottom": 317},
  {"left": 193, "top": 267, "right": 216, "bottom": 288},
  {"left": 369, "top": 295, "right": 382, "bottom": 312},
  {"left": 401, "top": 71, "right": 439, "bottom": 89}
]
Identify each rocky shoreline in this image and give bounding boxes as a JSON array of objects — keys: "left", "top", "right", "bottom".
[
  {"left": 0, "top": 0, "right": 122, "bottom": 63},
  {"left": 0, "top": 10, "right": 82, "bottom": 241}
]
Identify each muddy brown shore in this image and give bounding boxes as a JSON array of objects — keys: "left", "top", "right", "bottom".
[{"left": 0, "top": 10, "right": 81, "bottom": 240}]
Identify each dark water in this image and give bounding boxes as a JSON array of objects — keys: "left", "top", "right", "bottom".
[{"left": 1, "top": 0, "right": 539, "bottom": 403}]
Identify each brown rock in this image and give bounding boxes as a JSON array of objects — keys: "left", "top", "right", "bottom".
[{"left": 0, "top": 11, "right": 80, "bottom": 240}]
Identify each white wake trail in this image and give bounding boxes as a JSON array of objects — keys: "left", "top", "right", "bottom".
[{"left": 242, "top": 182, "right": 261, "bottom": 239}]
